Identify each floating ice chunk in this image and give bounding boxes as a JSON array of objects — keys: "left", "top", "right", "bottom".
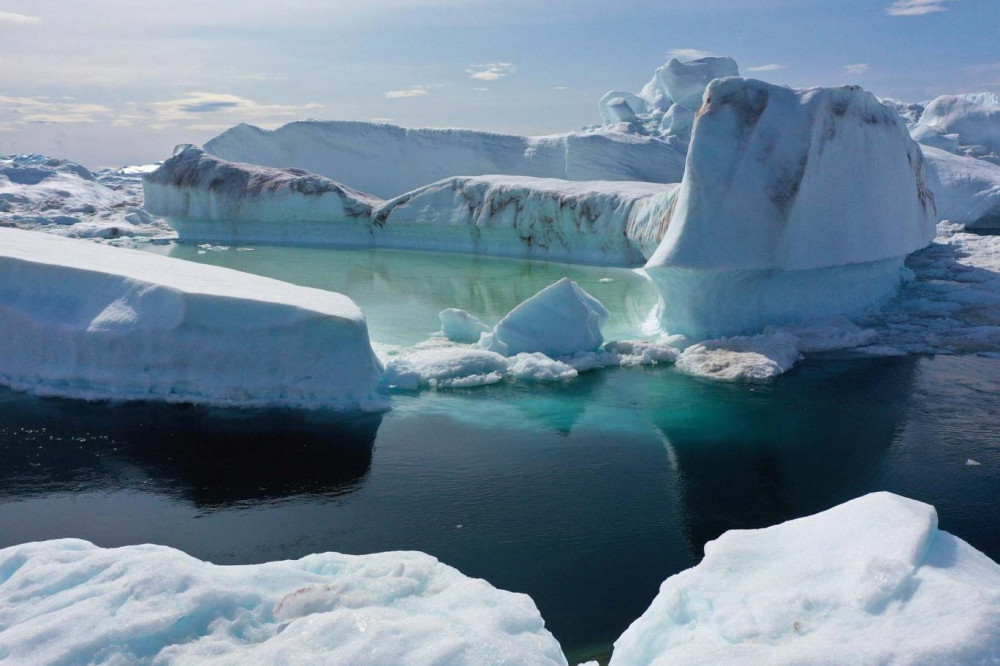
[
  {"left": 0, "top": 228, "right": 384, "bottom": 410},
  {"left": 507, "top": 353, "right": 578, "bottom": 382},
  {"left": 381, "top": 348, "right": 508, "bottom": 389},
  {"left": 0, "top": 539, "right": 567, "bottom": 666},
  {"left": 675, "top": 331, "right": 801, "bottom": 381},
  {"left": 770, "top": 316, "right": 876, "bottom": 353},
  {"left": 610, "top": 492, "right": 1000, "bottom": 665},
  {"left": 912, "top": 93, "right": 1000, "bottom": 164},
  {"left": 921, "top": 145, "right": 1000, "bottom": 228},
  {"left": 477, "top": 278, "right": 610, "bottom": 357},
  {"left": 439, "top": 308, "right": 491, "bottom": 343},
  {"left": 966, "top": 459, "right": 983, "bottom": 466}
]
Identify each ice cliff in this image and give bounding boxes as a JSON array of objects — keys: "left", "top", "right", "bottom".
[
  {"left": 645, "top": 77, "right": 937, "bottom": 338},
  {"left": 0, "top": 228, "right": 384, "bottom": 410}
]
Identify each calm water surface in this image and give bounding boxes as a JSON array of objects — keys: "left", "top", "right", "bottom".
[{"left": 1, "top": 244, "right": 998, "bottom": 661}]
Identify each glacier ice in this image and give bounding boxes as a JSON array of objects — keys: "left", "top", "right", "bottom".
[
  {"left": 477, "top": 278, "right": 609, "bottom": 357},
  {"left": 203, "top": 120, "right": 687, "bottom": 199},
  {"left": 642, "top": 56, "right": 740, "bottom": 111},
  {"left": 610, "top": 492, "right": 1000, "bottom": 665},
  {"left": 912, "top": 93, "right": 1000, "bottom": 164},
  {"left": 645, "top": 77, "right": 937, "bottom": 338},
  {"left": 921, "top": 145, "right": 1000, "bottom": 228},
  {"left": 0, "top": 539, "right": 567, "bottom": 666},
  {"left": 0, "top": 228, "right": 384, "bottom": 410}
]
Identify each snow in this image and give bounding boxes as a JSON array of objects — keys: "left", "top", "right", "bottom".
[
  {"left": 645, "top": 77, "right": 936, "bottom": 338},
  {"left": 203, "top": 121, "right": 686, "bottom": 199},
  {"left": 0, "top": 539, "right": 567, "bottom": 666},
  {"left": 439, "top": 308, "right": 490, "bottom": 343},
  {"left": 143, "top": 147, "right": 379, "bottom": 243},
  {"left": 0, "top": 154, "right": 169, "bottom": 239},
  {"left": 921, "top": 145, "right": 1000, "bottom": 228},
  {"left": 912, "top": 93, "right": 1000, "bottom": 164},
  {"left": 610, "top": 492, "right": 1000, "bottom": 665},
  {"left": 0, "top": 228, "right": 384, "bottom": 410},
  {"left": 477, "top": 278, "right": 609, "bottom": 357}
]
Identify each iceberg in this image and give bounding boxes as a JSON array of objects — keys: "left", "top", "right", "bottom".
[
  {"left": 921, "top": 145, "right": 1000, "bottom": 228},
  {"left": 912, "top": 93, "right": 1000, "bottom": 164},
  {"left": 0, "top": 539, "right": 567, "bottom": 666},
  {"left": 0, "top": 228, "right": 384, "bottom": 410},
  {"left": 646, "top": 78, "right": 937, "bottom": 338},
  {"left": 610, "top": 492, "right": 1000, "bottom": 665},
  {"left": 203, "top": 121, "right": 686, "bottom": 199},
  {"left": 477, "top": 278, "right": 610, "bottom": 357}
]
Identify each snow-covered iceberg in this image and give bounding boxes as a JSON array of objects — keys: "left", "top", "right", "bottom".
[
  {"left": 0, "top": 539, "right": 567, "bottom": 666},
  {"left": 646, "top": 78, "right": 937, "bottom": 338},
  {"left": 921, "top": 145, "right": 1000, "bottom": 228},
  {"left": 610, "top": 492, "right": 1000, "bottom": 664},
  {"left": 912, "top": 92, "right": 1000, "bottom": 164},
  {"left": 0, "top": 228, "right": 384, "bottom": 410},
  {"left": 0, "top": 153, "right": 168, "bottom": 239},
  {"left": 203, "top": 121, "right": 686, "bottom": 199}
]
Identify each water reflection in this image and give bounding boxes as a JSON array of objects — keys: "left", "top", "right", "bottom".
[
  {"left": 0, "top": 389, "right": 381, "bottom": 508},
  {"left": 648, "top": 356, "right": 920, "bottom": 558}
]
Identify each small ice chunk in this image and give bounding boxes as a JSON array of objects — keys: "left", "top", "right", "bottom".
[
  {"left": 439, "top": 308, "right": 490, "bottom": 343},
  {"left": 477, "top": 278, "right": 610, "bottom": 357},
  {"left": 771, "top": 316, "right": 876, "bottom": 353},
  {"left": 381, "top": 348, "right": 508, "bottom": 389},
  {"left": 675, "top": 331, "right": 801, "bottom": 381},
  {"left": 506, "top": 353, "right": 578, "bottom": 382},
  {"left": 966, "top": 459, "right": 982, "bottom": 466}
]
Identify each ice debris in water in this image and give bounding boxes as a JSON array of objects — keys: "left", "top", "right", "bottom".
[{"left": 439, "top": 308, "right": 491, "bottom": 344}]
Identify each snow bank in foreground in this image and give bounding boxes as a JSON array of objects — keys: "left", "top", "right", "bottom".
[
  {"left": 912, "top": 93, "right": 1000, "bottom": 164},
  {"left": 373, "top": 176, "right": 679, "bottom": 266},
  {"left": 611, "top": 492, "right": 1000, "bottom": 665},
  {"left": 204, "top": 121, "right": 686, "bottom": 199},
  {"left": 921, "top": 146, "right": 1000, "bottom": 228},
  {"left": 0, "top": 539, "right": 566, "bottom": 666},
  {"left": 477, "top": 278, "right": 609, "bottom": 357},
  {"left": 646, "top": 78, "right": 936, "bottom": 338},
  {"left": 0, "top": 154, "right": 169, "bottom": 239},
  {"left": 0, "top": 228, "right": 383, "bottom": 410}
]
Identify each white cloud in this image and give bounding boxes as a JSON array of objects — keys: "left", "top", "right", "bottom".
[
  {"left": 843, "top": 63, "right": 872, "bottom": 75},
  {"left": 467, "top": 63, "right": 515, "bottom": 81},
  {"left": 472, "top": 87, "right": 489, "bottom": 92},
  {"left": 746, "top": 63, "right": 786, "bottom": 72},
  {"left": 552, "top": 86, "right": 570, "bottom": 90},
  {"left": 0, "top": 95, "right": 111, "bottom": 124},
  {"left": 886, "top": 0, "right": 949, "bottom": 16},
  {"left": 384, "top": 87, "right": 429, "bottom": 99},
  {"left": 668, "top": 48, "right": 714, "bottom": 61},
  {"left": 0, "top": 11, "right": 40, "bottom": 25}
]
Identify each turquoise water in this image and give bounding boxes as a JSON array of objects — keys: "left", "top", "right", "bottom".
[{"left": 1, "top": 244, "right": 999, "bottom": 662}]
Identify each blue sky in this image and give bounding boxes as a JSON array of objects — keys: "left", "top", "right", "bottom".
[{"left": 1, "top": 0, "right": 997, "bottom": 167}]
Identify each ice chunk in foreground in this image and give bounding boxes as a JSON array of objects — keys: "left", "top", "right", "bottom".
[
  {"left": 477, "top": 278, "right": 610, "bottom": 357},
  {"left": 381, "top": 348, "right": 508, "bottom": 389},
  {"left": 912, "top": 93, "right": 1000, "bottom": 164},
  {"left": 610, "top": 492, "right": 1000, "bottom": 664},
  {"left": 204, "top": 120, "right": 686, "bottom": 199},
  {"left": 646, "top": 78, "right": 937, "bottom": 338},
  {"left": 0, "top": 539, "right": 567, "bottom": 666},
  {"left": 921, "top": 145, "right": 1000, "bottom": 228},
  {"left": 0, "top": 228, "right": 383, "bottom": 410},
  {"left": 439, "top": 308, "right": 490, "bottom": 343}
]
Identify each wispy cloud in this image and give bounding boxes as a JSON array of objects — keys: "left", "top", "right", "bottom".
[
  {"left": 668, "top": 48, "right": 714, "bottom": 61},
  {"left": 746, "top": 64, "right": 786, "bottom": 72},
  {"left": 108, "top": 93, "right": 323, "bottom": 129},
  {"left": 0, "top": 95, "right": 110, "bottom": 124},
  {"left": 0, "top": 11, "right": 40, "bottom": 25},
  {"left": 384, "top": 86, "right": 429, "bottom": 99},
  {"left": 843, "top": 63, "right": 872, "bottom": 76},
  {"left": 552, "top": 86, "right": 570, "bottom": 90},
  {"left": 467, "top": 63, "right": 515, "bottom": 81},
  {"left": 886, "top": 0, "right": 949, "bottom": 16}
]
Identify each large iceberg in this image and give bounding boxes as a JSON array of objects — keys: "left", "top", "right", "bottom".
[
  {"left": 921, "top": 145, "right": 1000, "bottom": 228},
  {"left": 203, "top": 121, "right": 686, "bottom": 199},
  {"left": 0, "top": 228, "right": 384, "bottom": 410},
  {"left": 610, "top": 492, "right": 1000, "bottom": 664},
  {"left": 645, "top": 77, "right": 937, "bottom": 338},
  {"left": 0, "top": 539, "right": 567, "bottom": 666},
  {"left": 911, "top": 93, "right": 1000, "bottom": 164}
]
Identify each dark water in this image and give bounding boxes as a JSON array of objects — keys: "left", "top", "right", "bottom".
[{"left": 1, "top": 353, "right": 998, "bottom": 661}]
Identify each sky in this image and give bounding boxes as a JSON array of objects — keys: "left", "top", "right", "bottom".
[{"left": 1, "top": 0, "right": 998, "bottom": 167}]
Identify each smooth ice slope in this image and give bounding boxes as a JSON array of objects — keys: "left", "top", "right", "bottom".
[
  {"left": 912, "top": 93, "right": 1000, "bottom": 164},
  {"left": 0, "top": 539, "right": 567, "bottom": 666},
  {"left": 0, "top": 228, "right": 383, "bottom": 409},
  {"left": 143, "top": 148, "right": 379, "bottom": 243},
  {"left": 610, "top": 492, "right": 1000, "bottom": 665},
  {"left": 477, "top": 278, "right": 609, "bottom": 356},
  {"left": 203, "top": 121, "right": 686, "bottom": 198},
  {"left": 922, "top": 145, "right": 1000, "bottom": 228},
  {"left": 374, "top": 176, "right": 680, "bottom": 266},
  {"left": 646, "top": 78, "right": 937, "bottom": 338}
]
